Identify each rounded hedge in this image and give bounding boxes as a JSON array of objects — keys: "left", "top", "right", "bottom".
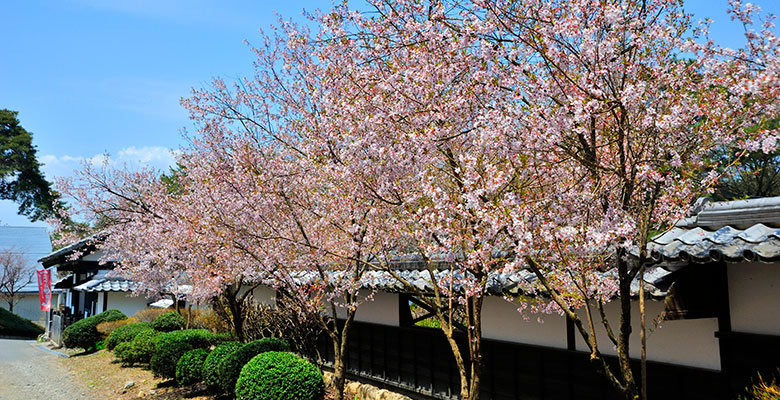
[
  {"left": 106, "top": 322, "right": 151, "bottom": 350},
  {"left": 201, "top": 341, "right": 241, "bottom": 390},
  {"left": 62, "top": 309, "right": 127, "bottom": 350},
  {"left": 217, "top": 337, "right": 290, "bottom": 393},
  {"left": 151, "top": 329, "right": 223, "bottom": 379},
  {"left": 119, "top": 328, "right": 159, "bottom": 365},
  {"left": 176, "top": 348, "right": 210, "bottom": 386},
  {"left": 151, "top": 311, "right": 186, "bottom": 332},
  {"left": 235, "top": 352, "right": 324, "bottom": 400},
  {"left": 113, "top": 341, "right": 132, "bottom": 361}
]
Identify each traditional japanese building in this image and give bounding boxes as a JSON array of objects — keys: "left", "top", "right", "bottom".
[
  {"left": 266, "top": 196, "right": 780, "bottom": 400},
  {"left": 39, "top": 233, "right": 150, "bottom": 344}
]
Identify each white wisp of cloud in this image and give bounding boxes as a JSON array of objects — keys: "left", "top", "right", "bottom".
[{"left": 40, "top": 146, "right": 180, "bottom": 179}]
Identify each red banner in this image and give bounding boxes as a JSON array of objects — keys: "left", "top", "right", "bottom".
[{"left": 37, "top": 269, "right": 51, "bottom": 311}]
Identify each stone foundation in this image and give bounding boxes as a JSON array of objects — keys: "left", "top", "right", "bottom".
[{"left": 323, "top": 372, "right": 412, "bottom": 400}]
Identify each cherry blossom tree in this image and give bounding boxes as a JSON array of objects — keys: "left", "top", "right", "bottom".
[
  {"left": 178, "top": 38, "right": 403, "bottom": 399},
  {"left": 54, "top": 161, "right": 264, "bottom": 341},
  {"left": 178, "top": 4, "right": 522, "bottom": 398},
  {"left": 469, "top": 0, "right": 779, "bottom": 398},
  {"left": 56, "top": 1, "right": 777, "bottom": 400},
  {"left": 182, "top": 1, "right": 777, "bottom": 399}
]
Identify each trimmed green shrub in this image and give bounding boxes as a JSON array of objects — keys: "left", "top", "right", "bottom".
[
  {"left": 217, "top": 337, "right": 290, "bottom": 393},
  {"left": 98, "top": 309, "right": 127, "bottom": 323},
  {"left": 118, "top": 328, "right": 159, "bottom": 365},
  {"left": 151, "top": 311, "right": 186, "bottom": 332},
  {"left": 106, "top": 322, "right": 152, "bottom": 350},
  {"left": 151, "top": 329, "right": 222, "bottom": 379},
  {"left": 113, "top": 341, "right": 132, "bottom": 361},
  {"left": 62, "top": 309, "right": 127, "bottom": 350},
  {"left": 201, "top": 341, "right": 241, "bottom": 390},
  {"left": 235, "top": 352, "right": 324, "bottom": 400},
  {"left": 176, "top": 348, "right": 210, "bottom": 386}
]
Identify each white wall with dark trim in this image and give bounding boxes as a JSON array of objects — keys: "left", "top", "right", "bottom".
[
  {"left": 573, "top": 300, "right": 721, "bottom": 370},
  {"left": 354, "top": 292, "right": 399, "bottom": 326},
  {"left": 728, "top": 261, "right": 780, "bottom": 335},
  {"left": 105, "top": 292, "right": 149, "bottom": 317},
  {"left": 481, "top": 296, "right": 568, "bottom": 348}
]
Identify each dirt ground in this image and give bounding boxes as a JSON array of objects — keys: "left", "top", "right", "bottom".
[
  {"left": 0, "top": 338, "right": 95, "bottom": 400},
  {"left": 56, "top": 347, "right": 215, "bottom": 400},
  {"left": 53, "top": 343, "right": 341, "bottom": 400}
]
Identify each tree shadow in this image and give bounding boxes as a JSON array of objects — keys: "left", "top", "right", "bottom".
[{"left": 148, "top": 381, "right": 215, "bottom": 399}]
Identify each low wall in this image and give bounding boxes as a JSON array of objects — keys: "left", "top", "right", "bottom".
[{"left": 324, "top": 372, "right": 412, "bottom": 400}]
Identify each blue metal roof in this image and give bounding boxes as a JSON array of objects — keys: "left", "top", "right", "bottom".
[
  {"left": 0, "top": 226, "right": 52, "bottom": 261},
  {"left": 0, "top": 226, "right": 53, "bottom": 292}
]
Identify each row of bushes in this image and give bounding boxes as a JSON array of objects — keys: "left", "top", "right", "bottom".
[
  {"left": 62, "top": 309, "right": 187, "bottom": 352},
  {"left": 62, "top": 309, "right": 127, "bottom": 351},
  {"left": 64, "top": 308, "right": 325, "bottom": 399},
  {"left": 112, "top": 325, "right": 323, "bottom": 399},
  {"left": 175, "top": 336, "right": 324, "bottom": 400}
]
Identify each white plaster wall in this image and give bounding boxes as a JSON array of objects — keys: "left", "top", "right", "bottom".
[
  {"left": 106, "top": 292, "right": 150, "bottom": 317},
  {"left": 481, "top": 297, "right": 568, "bottom": 349},
  {"left": 354, "top": 292, "right": 399, "bottom": 326},
  {"left": 574, "top": 300, "right": 720, "bottom": 370},
  {"left": 728, "top": 262, "right": 780, "bottom": 335},
  {"left": 323, "top": 292, "right": 399, "bottom": 326}
]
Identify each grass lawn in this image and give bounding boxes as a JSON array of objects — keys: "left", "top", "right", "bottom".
[{"left": 0, "top": 307, "right": 44, "bottom": 338}]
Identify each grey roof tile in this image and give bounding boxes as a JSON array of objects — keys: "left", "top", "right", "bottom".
[
  {"left": 649, "top": 223, "right": 780, "bottom": 264},
  {"left": 288, "top": 266, "right": 667, "bottom": 299},
  {"left": 73, "top": 277, "right": 138, "bottom": 292}
]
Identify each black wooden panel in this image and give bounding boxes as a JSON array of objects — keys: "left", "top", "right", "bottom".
[
  {"left": 318, "top": 321, "right": 726, "bottom": 400},
  {"left": 721, "top": 331, "right": 780, "bottom": 398},
  {"left": 385, "top": 328, "right": 401, "bottom": 383}
]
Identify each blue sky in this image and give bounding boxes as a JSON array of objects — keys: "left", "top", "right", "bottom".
[{"left": 1, "top": 0, "right": 777, "bottom": 228}]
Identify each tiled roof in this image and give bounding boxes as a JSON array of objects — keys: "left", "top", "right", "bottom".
[
  {"left": 74, "top": 277, "right": 137, "bottom": 292},
  {"left": 649, "top": 224, "right": 780, "bottom": 264},
  {"left": 39, "top": 231, "right": 107, "bottom": 267},
  {"left": 288, "top": 266, "right": 669, "bottom": 298},
  {"left": 647, "top": 197, "right": 780, "bottom": 265},
  {"left": 50, "top": 196, "right": 780, "bottom": 299}
]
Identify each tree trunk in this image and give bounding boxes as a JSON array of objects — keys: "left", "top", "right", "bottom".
[
  {"left": 617, "top": 254, "right": 638, "bottom": 399},
  {"left": 442, "top": 326, "right": 470, "bottom": 400},
  {"left": 329, "top": 305, "right": 356, "bottom": 400},
  {"left": 438, "top": 295, "right": 484, "bottom": 400},
  {"left": 186, "top": 303, "right": 194, "bottom": 329},
  {"left": 468, "top": 295, "right": 484, "bottom": 400},
  {"left": 332, "top": 353, "right": 347, "bottom": 400},
  {"left": 226, "top": 292, "right": 245, "bottom": 342},
  {"left": 639, "top": 266, "right": 647, "bottom": 400}
]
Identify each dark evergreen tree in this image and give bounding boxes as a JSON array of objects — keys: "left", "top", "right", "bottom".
[
  {"left": 0, "top": 109, "right": 60, "bottom": 221},
  {"left": 713, "top": 119, "right": 780, "bottom": 200}
]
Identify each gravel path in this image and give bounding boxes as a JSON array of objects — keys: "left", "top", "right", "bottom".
[{"left": 0, "top": 338, "right": 95, "bottom": 400}]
